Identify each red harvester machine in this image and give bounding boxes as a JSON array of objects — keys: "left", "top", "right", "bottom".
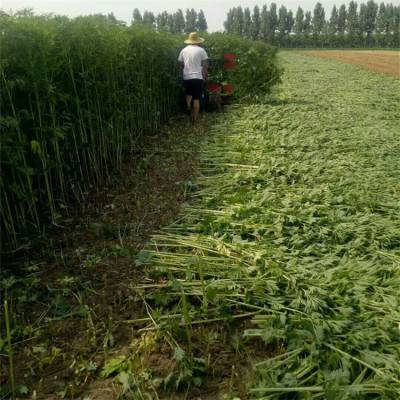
[{"left": 204, "top": 53, "right": 237, "bottom": 112}]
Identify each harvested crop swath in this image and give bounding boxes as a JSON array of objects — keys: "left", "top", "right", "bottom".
[{"left": 135, "top": 54, "right": 400, "bottom": 398}]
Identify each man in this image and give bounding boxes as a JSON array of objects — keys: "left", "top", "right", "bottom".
[{"left": 178, "top": 32, "right": 208, "bottom": 122}]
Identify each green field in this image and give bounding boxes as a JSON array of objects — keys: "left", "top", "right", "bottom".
[
  {"left": 2, "top": 48, "right": 400, "bottom": 399},
  {"left": 124, "top": 52, "right": 400, "bottom": 398}
]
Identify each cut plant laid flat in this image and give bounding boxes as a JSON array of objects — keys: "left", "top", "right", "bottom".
[{"left": 132, "top": 53, "right": 400, "bottom": 398}]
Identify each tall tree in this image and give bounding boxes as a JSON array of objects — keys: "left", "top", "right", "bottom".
[
  {"left": 376, "top": 3, "right": 386, "bottom": 33},
  {"left": 385, "top": 4, "right": 395, "bottom": 35},
  {"left": 197, "top": 9, "right": 208, "bottom": 31},
  {"left": 286, "top": 10, "right": 294, "bottom": 33},
  {"left": 294, "top": 6, "right": 304, "bottom": 34},
  {"left": 312, "top": 2, "right": 326, "bottom": 35},
  {"left": 185, "top": 8, "right": 197, "bottom": 33},
  {"left": 391, "top": 5, "right": 400, "bottom": 44},
  {"left": 347, "top": 1, "right": 359, "bottom": 36},
  {"left": 365, "top": 0, "right": 379, "bottom": 35},
  {"left": 337, "top": 4, "right": 347, "bottom": 33},
  {"left": 304, "top": 11, "right": 312, "bottom": 35},
  {"left": 329, "top": 5, "right": 339, "bottom": 34},
  {"left": 156, "top": 11, "right": 168, "bottom": 31},
  {"left": 174, "top": 9, "right": 185, "bottom": 33},
  {"left": 167, "top": 13, "right": 175, "bottom": 32},
  {"left": 107, "top": 12, "right": 125, "bottom": 25},
  {"left": 224, "top": 8, "right": 234, "bottom": 33},
  {"left": 243, "top": 7, "right": 252, "bottom": 38},
  {"left": 143, "top": 11, "right": 155, "bottom": 27},
  {"left": 260, "top": 5, "right": 269, "bottom": 39},
  {"left": 278, "top": 5, "right": 288, "bottom": 35},
  {"left": 252, "top": 5, "right": 261, "bottom": 40},
  {"left": 359, "top": 3, "right": 368, "bottom": 35},
  {"left": 268, "top": 3, "right": 278, "bottom": 40},
  {"left": 234, "top": 6, "right": 244, "bottom": 36},
  {"left": 132, "top": 8, "right": 142, "bottom": 24}
]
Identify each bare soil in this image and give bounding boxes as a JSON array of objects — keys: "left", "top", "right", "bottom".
[{"left": 303, "top": 50, "right": 400, "bottom": 78}]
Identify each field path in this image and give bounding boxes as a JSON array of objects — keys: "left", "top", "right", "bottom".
[{"left": 121, "top": 52, "right": 400, "bottom": 398}]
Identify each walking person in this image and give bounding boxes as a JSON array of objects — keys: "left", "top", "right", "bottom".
[{"left": 178, "top": 32, "right": 208, "bottom": 123}]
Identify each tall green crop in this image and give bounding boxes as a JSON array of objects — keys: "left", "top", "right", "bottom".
[
  {"left": 0, "top": 13, "right": 283, "bottom": 255},
  {"left": 0, "top": 14, "right": 182, "bottom": 252},
  {"left": 204, "top": 32, "right": 283, "bottom": 100}
]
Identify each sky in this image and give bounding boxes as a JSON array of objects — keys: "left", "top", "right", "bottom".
[{"left": 2, "top": 1, "right": 399, "bottom": 32}]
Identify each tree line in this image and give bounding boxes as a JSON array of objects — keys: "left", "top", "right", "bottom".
[
  {"left": 0, "top": 8, "right": 208, "bottom": 33},
  {"left": 132, "top": 8, "right": 208, "bottom": 33},
  {"left": 224, "top": 1, "right": 400, "bottom": 47}
]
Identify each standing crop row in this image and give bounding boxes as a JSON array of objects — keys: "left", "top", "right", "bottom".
[
  {"left": 0, "top": 14, "right": 182, "bottom": 253},
  {"left": 0, "top": 15, "right": 283, "bottom": 256}
]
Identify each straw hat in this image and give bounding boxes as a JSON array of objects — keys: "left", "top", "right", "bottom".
[{"left": 184, "top": 32, "right": 205, "bottom": 44}]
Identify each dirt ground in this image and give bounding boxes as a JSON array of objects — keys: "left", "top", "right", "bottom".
[
  {"left": 303, "top": 50, "right": 400, "bottom": 78},
  {"left": 1, "top": 114, "right": 215, "bottom": 399}
]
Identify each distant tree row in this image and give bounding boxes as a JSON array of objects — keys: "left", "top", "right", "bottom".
[
  {"left": 1, "top": 7, "right": 208, "bottom": 33},
  {"left": 224, "top": 1, "right": 400, "bottom": 47},
  {"left": 132, "top": 8, "right": 208, "bottom": 33}
]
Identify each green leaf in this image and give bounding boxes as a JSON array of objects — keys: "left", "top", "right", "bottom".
[
  {"left": 30, "top": 140, "right": 42, "bottom": 156},
  {"left": 101, "top": 356, "right": 127, "bottom": 378},
  {"left": 135, "top": 250, "right": 154, "bottom": 266},
  {"left": 173, "top": 346, "right": 185, "bottom": 362},
  {"left": 118, "top": 371, "right": 131, "bottom": 391},
  {"left": 206, "top": 286, "right": 218, "bottom": 302},
  {"left": 17, "top": 385, "right": 29, "bottom": 395}
]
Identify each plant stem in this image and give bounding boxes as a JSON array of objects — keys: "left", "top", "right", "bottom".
[{"left": 4, "top": 300, "right": 16, "bottom": 400}]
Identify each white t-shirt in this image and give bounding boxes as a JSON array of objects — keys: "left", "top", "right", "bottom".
[{"left": 178, "top": 45, "right": 208, "bottom": 81}]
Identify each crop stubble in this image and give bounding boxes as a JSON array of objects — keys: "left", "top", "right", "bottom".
[{"left": 303, "top": 50, "right": 400, "bottom": 77}]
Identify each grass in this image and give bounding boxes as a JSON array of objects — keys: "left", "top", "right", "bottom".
[{"left": 126, "top": 53, "right": 400, "bottom": 398}]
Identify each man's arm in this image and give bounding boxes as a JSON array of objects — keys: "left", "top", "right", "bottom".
[
  {"left": 201, "top": 48, "right": 208, "bottom": 80},
  {"left": 202, "top": 59, "right": 208, "bottom": 80},
  {"left": 178, "top": 51, "right": 184, "bottom": 78},
  {"left": 179, "top": 60, "right": 184, "bottom": 78}
]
